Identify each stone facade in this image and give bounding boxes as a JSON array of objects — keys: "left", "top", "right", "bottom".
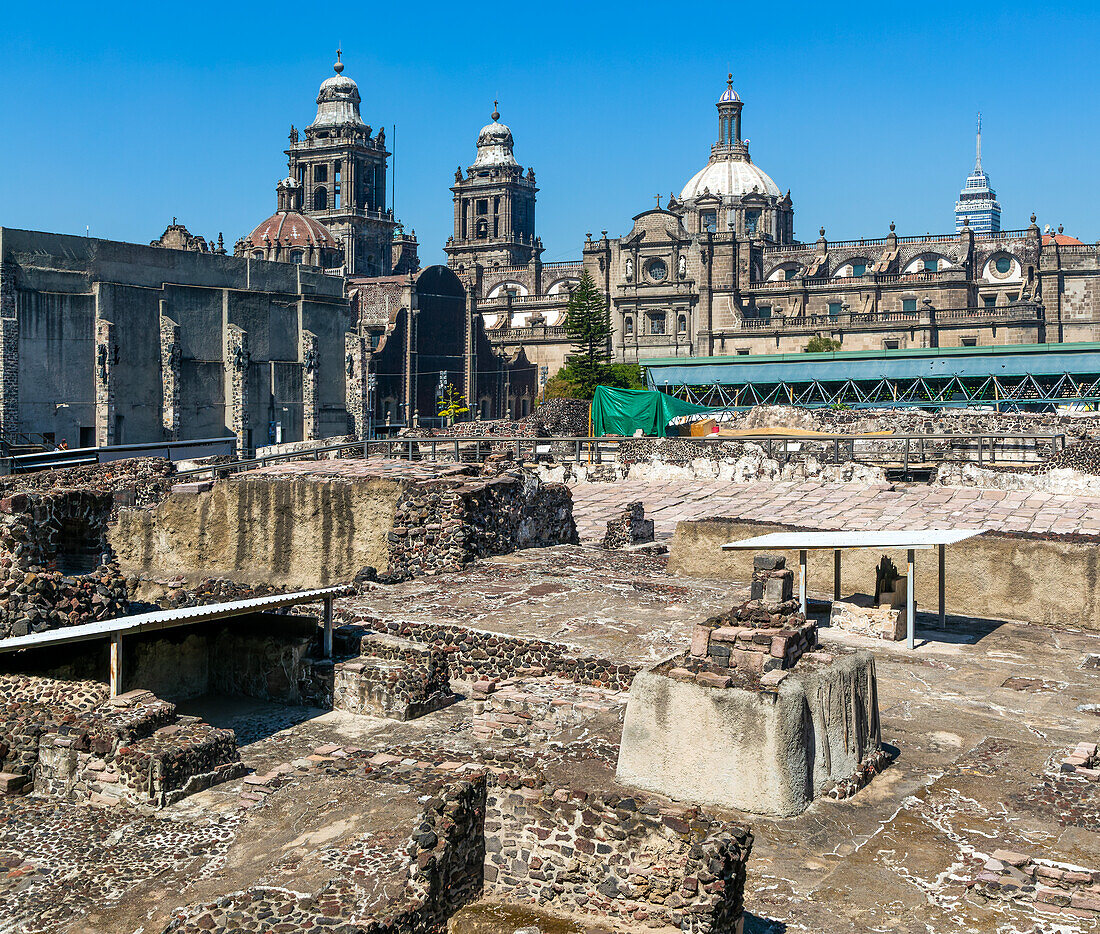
[
  {"left": 0, "top": 227, "right": 352, "bottom": 452},
  {"left": 462, "top": 80, "right": 1100, "bottom": 372}
]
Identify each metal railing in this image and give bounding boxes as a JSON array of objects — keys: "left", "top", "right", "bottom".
[
  {"left": 169, "top": 430, "right": 1067, "bottom": 482},
  {"left": 2, "top": 437, "right": 237, "bottom": 475}
]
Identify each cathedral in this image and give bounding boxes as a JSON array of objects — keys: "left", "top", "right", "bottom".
[{"left": 459, "top": 77, "right": 1099, "bottom": 377}]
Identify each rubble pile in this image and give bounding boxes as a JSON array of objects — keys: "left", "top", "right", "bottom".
[
  {"left": 1060, "top": 739, "right": 1100, "bottom": 780},
  {"left": 602, "top": 501, "right": 654, "bottom": 549},
  {"left": 0, "top": 458, "right": 175, "bottom": 516},
  {"left": 683, "top": 555, "right": 818, "bottom": 679},
  {"left": 968, "top": 848, "right": 1100, "bottom": 922},
  {"left": 153, "top": 577, "right": 291, "bottom": 610},
  {"left": 0, "top": 489, "right": 129, "bottom": 638}
]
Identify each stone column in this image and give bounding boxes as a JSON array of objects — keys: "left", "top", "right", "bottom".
[
  {"left": 464, "top": 280, "right": 477, "bottom": 406},
  {"left": 344, "top": 332, "right": 368, "bottom": 439},
  {"left": 159, "top": 309, "right": 180, "bottom": 441},
  {"left": 301, "top": 329, "right": 319, "bottom": 440},
  {"left": 225, "top": 325, "right": 250, "bottom": 456},
  {"left": 0, "top": 263, "right": 19, "bottom": 439},
  {"left": 94, "top": 318, "right": 115, "bottom": 447}
]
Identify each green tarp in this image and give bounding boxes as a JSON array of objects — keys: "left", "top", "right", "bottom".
[{"left": 589, "top": 386, "right": 712, "bottom": 437}]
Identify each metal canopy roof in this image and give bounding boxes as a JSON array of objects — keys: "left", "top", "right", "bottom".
[
  {"left": 721, "top": 529, "right": 985, "bottom": 551},
  {"left": 0, "top": 586, "right": 351, "bottom": 655},
  {"left": 647, "top": 344, "right": 1100, "bottom": 388}
]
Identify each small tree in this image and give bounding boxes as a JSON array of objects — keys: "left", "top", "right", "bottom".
[
  {"left": 437, "top": 383, "right": 469, "bottom": 424},
  {"left": 562, "top": 269, "right": 613, "bottom": 398},
  {"left": 804, "top": 336, "right": 842, "bottom": 353}
]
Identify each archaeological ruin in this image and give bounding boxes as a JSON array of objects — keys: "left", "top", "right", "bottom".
[{"left": 0, "top": 402, "right": 1099, "bottom": 934}]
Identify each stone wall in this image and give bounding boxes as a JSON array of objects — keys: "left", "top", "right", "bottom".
[
  {"left": 337, "top": 619, "right": 638, "bottom": 691},
  {"left": 0, "top": 489, "right": 129, "bottom": 638},
  {"left": 484, "top": 779, "right": 753, "bottom": 933},
  {"left": 670, "top": 517, "right": 1100, "bottom": 633},
  {"left": 968, "top": 848, "right": 1100, "bottom": 922},
  {"left": 111, "top": 462, "right": 577, "bottom": 590},
  {"left": 0, "top": 675, "right": 242, "bottom": 807}
]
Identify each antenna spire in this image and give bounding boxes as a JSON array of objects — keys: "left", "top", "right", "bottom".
[{"left": 975, "top": 111, "right": 982, "bottom": 172}]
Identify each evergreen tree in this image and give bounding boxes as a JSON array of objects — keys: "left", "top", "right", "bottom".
[{"left": 562, "top": 269, "right": 613, "bottom": 398}]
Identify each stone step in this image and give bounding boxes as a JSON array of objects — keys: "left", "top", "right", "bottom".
[{"left": 0, "top": 771, "right": 30, "bottom": 795}]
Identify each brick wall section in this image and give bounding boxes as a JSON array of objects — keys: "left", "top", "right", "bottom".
[
  {"left": 485, "top": 779, "right": 752, "bottom": 933},
  {"left": 337, "top": 619, "right": 638, "bottom": 691}
]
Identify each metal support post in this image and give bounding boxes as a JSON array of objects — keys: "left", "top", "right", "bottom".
[
  {"left": 833, "top": 549, "right": 841, "bottom": 601},
  {"left": 799, "top": 549, "right": 807, "bottom": 617},
  {"left": 110, "top": 634, "right": 122, "bottom": 697},
  {"left": 323, "top": 596, "right": 333, "bottom": 659},
  {"left": 907, "top": 548, "right": 916, "bottom": 650},
  {"left": 938, "top": 543, "right": 946, "bottom": 629}
]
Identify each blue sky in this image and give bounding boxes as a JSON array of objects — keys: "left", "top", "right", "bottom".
[{"left": 2, "top": 2, "right": 1096, "bottom": 264}]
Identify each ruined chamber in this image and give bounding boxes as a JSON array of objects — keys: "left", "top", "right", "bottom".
[{"left": 616, "top": 555, "right": 886, "bottom": 817}]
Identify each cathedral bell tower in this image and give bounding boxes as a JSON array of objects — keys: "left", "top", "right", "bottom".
[
  {"left": 445, "top": 103, "right": 542, "bottom": 273},
  {"left": 286, "top": 52, "right": 396, "bottom": 276}
]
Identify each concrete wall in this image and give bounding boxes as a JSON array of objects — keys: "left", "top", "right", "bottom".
[
  {"left": 0, "top": 226, "right": 352, "bottom": 448},
  {"left": 615, "top": 652, "right": 879, "bottom": 817},
  {"left": 668, "top": 518, "right": 1100, "bottom": 632},
  {"left": 110, "top": 475, "right": 406, "bottom": 588}
]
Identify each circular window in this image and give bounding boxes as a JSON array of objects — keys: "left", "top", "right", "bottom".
[
  {"left": 995, "top": 256, "right": 1012, "bottom": 274},
  {"left": 647, "top": 259, "right": 668, "bottom": 282}
]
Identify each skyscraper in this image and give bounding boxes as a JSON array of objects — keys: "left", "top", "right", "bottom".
[{"left": 955, "top": 113, "right": 1002, "bottom": 235}]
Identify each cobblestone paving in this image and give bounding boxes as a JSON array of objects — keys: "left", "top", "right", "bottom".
[{"left": 568, "top": 479, "right": 1100, "bottom": 542}]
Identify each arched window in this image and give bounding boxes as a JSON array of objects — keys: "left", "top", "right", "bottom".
[
  {"left": 290, "top": 250, "right": 304, "bottom": 264},
  {"left": 252, "top": 251, "right": 264, "bottom": 260},
  {"left": 923, "top": 257, "right": 939, "bottom": 272},
  {"left": 784, "top": 266, "right": 798, "bottom": 280},
  {"left": 678, "top": 314, "right": 687, "bottom": 333},
  {"left": 625, "top": 316, "right": 634, "bottom": 336},
  {"left": 475, "top": 219, "right": 489, "bottom": 239},
  {"left": 313, "top": 187, "right": 328, "bottom": 211}
]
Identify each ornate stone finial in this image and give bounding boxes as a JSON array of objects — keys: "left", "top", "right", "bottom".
[
  {"left": 819, "top": 227, "right": 826, "bottom": 237},
  {"left": 1031, "top": 213, "right": 1037, "bottom": 224},
  {"left": 492, "top": 100, "right": 500, "bottom": 121},
  {"left": 1059, "top": 224, "right": 1064, "bottom": 234},
  {"left": 172, "top": 216, "right": 177, "bottom": 225},
  {"left": 727, "top": 72, "right": 733, "bottom": 89},
  {"left": 890, "top": 221, "right": 896, "bottom": 232},
  {"left": 334, "top": 48, "right": 344, "bottom": 74}
]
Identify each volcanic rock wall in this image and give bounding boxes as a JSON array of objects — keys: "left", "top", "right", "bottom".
[{"left": 0, "top": 489, "right": 129, "bottom": 638}]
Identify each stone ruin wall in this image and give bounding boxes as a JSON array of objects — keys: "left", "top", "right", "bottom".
[
  {"left": 339, "top": 618, "right": 638, "bottom": 691},
  {"left": 0, "top": 489, "right": 129, "bottom": 639},
  {"left": 0, "top": 674, "right": 242, "bottom": 806},
  {"left": 110, "top": 464, "right": 577, "bottom": 592},
  {"left": 484, "top": 779, "right": 752, "bottom": 934}
]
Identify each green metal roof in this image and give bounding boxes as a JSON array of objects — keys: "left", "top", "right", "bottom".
[{"left": 643, "top": 341, "right": 1100, "bottom": 368}]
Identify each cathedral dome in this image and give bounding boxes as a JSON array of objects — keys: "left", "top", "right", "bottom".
[
  {"left": 680, "top": 158, "right": 780, "bottom": 201},
  {"left": 307, "top": 53, "right": 367, "bottom": 131},
  {"left": 472, "top": 103, "right": 519, "bottom": 169},
  {"left": 245, "top": 211, "right": 338, "bottom": 249}
]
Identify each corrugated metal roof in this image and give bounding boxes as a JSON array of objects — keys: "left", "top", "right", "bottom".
[
  {"left": 721, "top": 529, "right": 984, "bottom": 551},
  {"left": 0, "top": 586, "right": 351, "bottom": 655}
]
